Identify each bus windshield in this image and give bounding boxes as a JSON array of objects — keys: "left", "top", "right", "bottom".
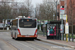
[{"left": 19, "top": 19, "right": 36, "bottom": 28}]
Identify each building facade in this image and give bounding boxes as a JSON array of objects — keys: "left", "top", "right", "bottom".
[
  {"left": 57, "top": 0, "right": 75, "bottom": 25},
  {"left": 64, "top": 0, "right": 75, "bottom": 25}
]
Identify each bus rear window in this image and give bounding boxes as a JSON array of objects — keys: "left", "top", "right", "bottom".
[{"left": 19, "top": 19, "right": 36, "bottom": 28}]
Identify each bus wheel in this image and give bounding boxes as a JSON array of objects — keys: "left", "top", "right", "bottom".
[
  {"left": 14, "top": 33, "right": 18, "bottom": 40},
  {"left": 11, "top": 32, "right": 14, "bottom": 39}
]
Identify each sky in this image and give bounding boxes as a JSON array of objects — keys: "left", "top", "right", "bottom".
[
  {"left": 0, "top": 0, "right": 59, "bottom": 7},
  {"left": 15, "top": 0, "right": 43, "bottom": 7},
  {"left": 31, "top": 0, "right": 43, "bottom": 7},
  {"left": 15, "top": 0, "right": 59, "bottom": 7}
]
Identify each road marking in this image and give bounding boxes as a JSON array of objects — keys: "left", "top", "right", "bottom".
[
  {"left": 26, "top": 41, "right": 50, "bottom": 50},
  {"left": 64, "top": 47, "right": 72, "bottom": 49},
  {"left": 16, "top": 41, "right": 34, "bottom": 50},
  {"left": 0, "top": 38, "right": 18, "bottom": 50},
  {"left": 51, "top": 46, "right": 73, "bottom": 49}
]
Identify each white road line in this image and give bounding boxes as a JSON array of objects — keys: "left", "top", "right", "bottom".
[
  {"left": 51, "top": 46, "right": 73, "bottom": 49},
  {"left": 17, "top": 41, "right": 42, "bottom": 50},
  {"left": 14, "top": 41, "right": 34, "bottom": 50},
  {"left": 64, "top": 47, "right": 72, "bottom": 49}
]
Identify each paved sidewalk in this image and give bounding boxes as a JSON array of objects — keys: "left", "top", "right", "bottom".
[
  {"left": 0, "top": 30, "right": 11, "bottom": 32},
  {"left": 37, "top": 35, "right": 75, "bottom": 49}
]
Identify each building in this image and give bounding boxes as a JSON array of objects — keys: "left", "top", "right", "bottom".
[
  {"left": 64, "top": 0, "right": 75, "bottom": 25},
  {"left": 57, "top": 0, "right": 75, "bottom": 25}
]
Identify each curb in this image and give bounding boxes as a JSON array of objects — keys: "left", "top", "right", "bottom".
[{"left": 37, "top": 38, "right": 75, "bottom": 49}]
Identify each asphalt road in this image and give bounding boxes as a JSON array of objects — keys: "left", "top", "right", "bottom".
[{"left": 0, "top": 32, "right": 74, "bottom": 50}]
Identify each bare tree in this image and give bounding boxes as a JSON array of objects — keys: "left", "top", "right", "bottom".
[
  {"left": 0, "top": 0, "right": 12, "bottom": 20},
  {"left": 18, "top": 5, "right": 28, "bottom": 16},
  {"left": 25, "top": 0, "right": 33, "bottom": 17},
  {"left": 36, "top": 1, "right": 56, "bottom": 20}
]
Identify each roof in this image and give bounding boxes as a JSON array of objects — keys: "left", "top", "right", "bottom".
[{"left": 47, "top": 20, "right": 62, "bottom": 24}]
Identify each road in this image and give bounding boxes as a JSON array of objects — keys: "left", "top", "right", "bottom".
[{"left": 0, "top": 32, "right": 74, "bottom": 50}]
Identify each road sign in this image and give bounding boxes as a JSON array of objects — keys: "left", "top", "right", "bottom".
[
  {"left": 63, "top": 15, "right": 67, "bottom": 20},
  {"left": 60, "top": 8, "right": 65, "bottom": 19},
  {"left": 65, "top": 22, "right": 69, "bottom": 34},
  {"left": 60, "top": 15, "right": 67, "bottom": 20},
  {"left": 60, "top": 8, "right": 64, "bottom": 14},
  {"left": 60, "top": 10, "right": 64, "bottom": 14}
]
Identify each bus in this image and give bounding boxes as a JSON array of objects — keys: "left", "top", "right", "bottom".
[{"left": 11, "top": 16, "right": 37, "bottom": 40}]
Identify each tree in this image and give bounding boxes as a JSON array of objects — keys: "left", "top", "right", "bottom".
[
  {"left": 18, "top": 5, "right": 28, "bottom": 16},
  {"left": 17, "top": 0, "right": 33, "bottom": 17},
  {"left": 35, "top": 0, "right": 56, "bottom": 20},
  {"left": 25, "top": 0, "right": 33, "bottom": 17},
  {"left": 0, "top": 0, "right": 12, "bottom": 20}
]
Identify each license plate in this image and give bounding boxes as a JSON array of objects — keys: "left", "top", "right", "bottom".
[{"left": 25, "top": 35, "right": 29, "bottom": 37}]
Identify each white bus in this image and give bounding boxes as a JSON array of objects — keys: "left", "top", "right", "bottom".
[{"left": 11, "top": 17, "right": 37, "bottom": 40}]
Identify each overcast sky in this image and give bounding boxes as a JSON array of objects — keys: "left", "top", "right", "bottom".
[
  {"left": 0, "top": 0, "right": 59, "bottom": 7},
  {"left": 31, "top": 0, "right": 43, "bottom": 7},
  {"left": 15, "top": 0, "right": 59, "bottom": 7},
  {"left": 15, "top": 0, "right": 43, "bottom": 7}
]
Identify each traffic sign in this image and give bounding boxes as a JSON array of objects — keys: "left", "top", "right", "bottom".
[
  {"left": 65, "top": 22, "right": 69, "bottom": 34},
  {"left": 60, "top": 8, "right": 64, "bottom": 14},
  {"left": 60, "top": 15, "right": 67, "bottom": 20},
  {"left": 63, "top": 15, "right": 67, "bottom": 20}
]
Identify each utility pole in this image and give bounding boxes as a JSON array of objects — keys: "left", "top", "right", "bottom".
[{"left": 56, "top": 1, "right": 57, "bottom": 20}]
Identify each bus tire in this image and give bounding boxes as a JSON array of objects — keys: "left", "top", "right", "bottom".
[
  {"left": 11, "top": 32, "right": 14, "bottom": 39},
  {"left": 14, "top": 33, "right": 18, "bottom": 40}
]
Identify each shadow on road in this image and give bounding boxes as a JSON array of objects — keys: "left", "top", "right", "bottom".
[{"left": 15, "top": 38, "right": 35, "bottom": 41}]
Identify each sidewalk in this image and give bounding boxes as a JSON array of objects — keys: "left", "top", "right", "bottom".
[
  {"left": 37, "top": 35, "right": 75, "bottom": 49},
  {"left": 0, "top": 30, "right": 11, "bottom": 32}
]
